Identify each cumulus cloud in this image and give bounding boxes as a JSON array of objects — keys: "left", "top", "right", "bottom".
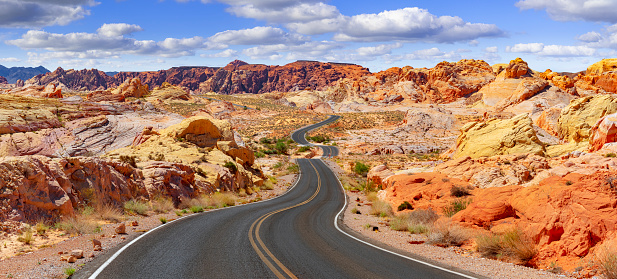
[
  {"left": 485, "top": 46, "right": 498, "bottom": 53},
  {"left": 516, "top": 0, "right": 617, "bottom": 23},
  {"left": 356, "top": 43, "right": 402, "bottom": 57},
  {"left": 506, "top": 43, "right": 596, "bottom": 56},
  {"left": 208, "top": 26, "right": 308, "bottom": 47},
  {"left": 201, "top": 49, "right": 239, "bottom": 58},
  {"left": 577, "top": 24, "right": 617, "bottom": 49},
  {"left": 0, "top": 0, "right": 97, "bottom": 28},
  {"left": 0, "top": 57, "right": 20, "bottom": 63},
  {"left": 330, "top": 8, "right": 503, "bottom": 43},
  {"left": 242, "top": 41, "right": 341, "bottom": 60},
  {"left": 6, "top": 24, "right": 208, "bottom": 62},
  {"left": 227, "top": 2, "right": 339, "bottom": 23},
  {"left": 404, "top": 47, "right": 462, "bottom": 61}
]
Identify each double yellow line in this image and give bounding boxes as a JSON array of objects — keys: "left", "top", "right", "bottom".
[{"left": 248, "top": 160, "right": 321, "bottom": 279}]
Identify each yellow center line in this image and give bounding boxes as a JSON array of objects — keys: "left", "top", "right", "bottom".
[{"left": 248, "top": 160, "right": 322, "bottom": 279}]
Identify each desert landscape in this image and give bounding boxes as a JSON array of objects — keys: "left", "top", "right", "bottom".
[
  {"left": 2, "top": 0, "right": 617, "bottom": 278},
  {"left": 0, "top": 56, "right": 616, "bottom": 278}
]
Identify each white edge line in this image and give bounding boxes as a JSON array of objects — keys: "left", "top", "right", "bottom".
[
  {"left": 324, "top": 158, "right": 479, "bottom": 279},
  {"left": 88, "top": 167, "right": 303, "bottom": 279}
]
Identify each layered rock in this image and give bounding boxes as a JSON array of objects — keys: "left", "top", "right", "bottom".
[
  {"left": 558, "top": 95, "right": 617, "bottom": 142},
  {"left": 589, "top": 113, "right": 617, "bottom": 151},
  {"left": 111, "top": 78, "right": 149, "bottom": 98},
  {"left": 503, "top": 58, "right": 531, "bottom": 78},
  {"left": 367, "top": 165, "right": 394, "bottom": 189},
  {"left": 454, "top": 114, "right": 546, "bottom": 158},
  {"left": 586, "top": 58, "right": 617, "bottom": 75}
]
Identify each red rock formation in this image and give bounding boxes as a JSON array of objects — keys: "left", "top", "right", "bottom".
[
  {"left": 590, "top": 113, "right": 617, "bottom": 151},
  {"left": 0, "top": 76, "right": 7, "bottom": 84},
  {"left": 199, "top": 60, "right": 370, "bottom": 94},
  {"left": 504, "top": 58, "right": 531, "bottom": 78},
  {"left": 27, "top": 67, "right": 114, "bottom": 91}
]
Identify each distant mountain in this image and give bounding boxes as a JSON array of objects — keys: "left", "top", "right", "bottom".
[
  {"left": 105, "top": 71, "right": 120, "bottom": 77},
  {"left": 0, "top": 65, "right": 49, "bottom": 83}
]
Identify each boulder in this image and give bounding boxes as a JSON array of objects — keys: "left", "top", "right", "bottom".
[
  {"left": 111, "top": 78, "right": 149, "bottom": 98},
  {"left": 589, "top": 113, "right": 617, "bottom": 151},
  {"left": 454, "top": 114, "right": 546, "bottom": 159},
  {"left": 367, "top": 165, "right": 395, "bottom": 189},
  {"left": 504, "top": 58, "right": 531, "bottom": 78},
  {"left": 535, "top": 107, "right": 562, "bottom": 137},
  {"left": 115, "top": 223, "right": 126, "bottom": 234},
  {"left": 71, "top": 249, "right": 84, "bottom": 259},
  {"left": 161, "top": 116, "right": 235, "bottom": 147},
  {"left": 558, "top": 95, "right": 617, "bottom": 142}
]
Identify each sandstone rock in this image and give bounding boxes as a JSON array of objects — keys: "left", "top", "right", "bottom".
[
  {"left": 558, "top": 95, "right": 617, "bottom": 142},
  {"left": 454, "top": 114, "right": 546, "bottom": 158},
  {"left": 367, "top": 165, "right": 395, "bottom": 189},
  {"left": 162, "top": 116, "right": 235, "bottom": 147},
  {"left": 403, "top": 106, "right": 455, "bottom": 133},
  {"left": 92, "top": 238, "right": 101, "bottom": 248},
  {"left": 306, "top": 100, "right": 334, "bottom": 114},
  {"left": 71, "top": 249, "right": 83, "bottom": 259},
  {"left": 131, "top": 221, "right": 138, "bottom": 226},
  {"left": 67, "top": 256, "right": 77, "bottom": 263},
  {"left": 201, "top": 100, "right": 236, "bottom": 119},
  {"left": 494, "top": 78, "right": 548, "bottom": 109},
  {"left": 86, "top": 90, "right": 125, "bottom": 102},
  {"left": 587, "top": 58, "right": 617, "bottom": 75},
  {"left": 504, "top": 58, "right": 530, "bottom": 78},
  {"left": 453, "top": 198, "right": 516, "bottom": 227},
  {"left": 147, "top": 83, "right": 191, "bottom": 102},
  {"left": 589, "top": 113, "right": 617, "bottom": 151},
  {"left": 132, "top": 126, "right": 160, "bottom": 146},
  {"left": 115, "top": 223, "right": 126, "bottom": 234},
  {"left": 535, "top": 107, "right": 562, "bottom": 137},
  {"left": 111, "top": 78, "right": 149, "bottom": 98}
]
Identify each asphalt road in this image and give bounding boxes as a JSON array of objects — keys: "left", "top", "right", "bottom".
[
  {"left": 291, "top": 115, "right": 340, "bottom": 158},
  {"left": 77, "top": 116, "right": 481, "bottom": 279}
]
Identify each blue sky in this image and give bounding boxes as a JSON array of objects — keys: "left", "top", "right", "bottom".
[{"left": 0, "top": 0, "right": 616, "bottom": 73}]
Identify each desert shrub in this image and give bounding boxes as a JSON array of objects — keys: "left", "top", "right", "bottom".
[
  {"left": 286, "top": 163, "right": 299, "bottom": 174},
  {"left": 159, "top": 217, "right": 167, "bottom": 224},
  {"left": 390, "top": 208, "right": 438, "bottom": 234},
  {"left": 238, "top": 188, "right": 247, "bottom": 197},
  {"left": 598, "top": 241, "right": 617, "bottom": 279},
  {"left": 148, "top": 153, "right": 165, "bottom": 161},
  {"left": 275, "top": 142, "right": 288, "bottom": 155},
  {"left": 255, "top": 151, "right": 265, "bottom": 158},
  {"left": 211, "top": 192, "right": 236, "bottom": 208},
  {"left": 354, "top": 162, "right": 370, "bottom": 176},
  {"left": 80, "top": 206, "right": 95, "bottom": 216},
  {"left": 427, "top": 220, "right": 469, "bottom": 247},
  {"left": 443, "top": 198, "right": 472, "bottom": 217},
  {"left": 450, "top": 185, "right": 471, "bottom": 197},
  {"left": 298, "top": 146, "right": 311, "bottom": 152},
  {"left": 224, "top": 161, "right": 237, "bottom": 172},
  {"left": 606, "top": 153, "right": 617, "bottom": 158},
  {"left": 273, "top": 162, "right": 283, "bottom": 169},
  {"left": 150, "top": 197, "right": 175, "bottom": 214},
  {"left": 119, "top": 155, "right": 137, "bottom": 168},
  {"left": 55, "top": 217, "right": 98, "bottom": 235},
  {"left": 370, "top": 200, "right": 393, "bottom": 217},
  {"left": 259, "top": 138, "right": 272, "bottom": 144},
  {"left": 35, "top": 222, "right": 49, "bottom": 236},
  {"left": 175, "top": 211, "right": 183, "bottom": 216},
  {"left": 124, "top": 200, "right": 149, "bottom": 216},
  {"left": 397, "top": 201, "right": 413, "bottom": 211},
  {"left": 190, "top": 205, "right": 204, "bottom": 213},
  {"left": 476, "top": 229, "right": 537, "bottom": 265},
  {"left": 351, "top": 207, "right": 360, "bottom": 214},
  {"left": 95, "top": 203, "right": 124, "bottom": 223},
  {"left": 17, "top": 230, "right": 33, "bottom": 245},
  {"left": 366, "top": 192, "right": 378, "bottom": 202}
]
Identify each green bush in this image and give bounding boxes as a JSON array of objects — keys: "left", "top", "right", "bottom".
[
  {"left": 298, "top": 146, "right": 311, "bottom": 152},
  {"left": 450, "top": 185, "right": 471, "bottom": 197},
  {"left": 124, "top": 200, "right": 149, "bottom": 216},
  {"left": 275, "top": 142, "right": 288, "bottom": 155},
  {"left": 190, "top": 206, "right": 204, "bottom": 213},
  {"left": 354, "top": 162, "right": 370, "bottom": 176},
  {"left": 397, "top": 201, "right": 413, "bottom": 211},
  {"left": 224, "top": 161, "right": 237, "bottom": 172},
  {"left": 443, "top": 198, "right": 472, "bottom": 217}
]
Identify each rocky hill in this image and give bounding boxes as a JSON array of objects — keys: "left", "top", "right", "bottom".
[{"left": 0, "top": 65, "right": 49, "bottom": 84}]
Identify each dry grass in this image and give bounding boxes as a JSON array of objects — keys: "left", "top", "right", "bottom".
[
  {"left": 370, "top": 199, "right": 393, "bottom": 217},
  {"left": 54, "top": 216, "right": 99, "bottom": 235},
  {"left": 94, "top": 203, "right": 124, "bottom": 223},
  {"left": 597, "top": 240, "right": 617, "bottom": 279},
  {"left": 427, "top": 220, "right": 470, "bottom": 247},
  {"left": 149, "top": 197, "right": 175, "bottom": 214},
  {"left": 366, "top": 192, "right": 379, "bottom": 202},
  {"left": 476, "top": 229, "right": 537, "bottom": 265},
  {"left": 124, "top": 200, "right": 149, "bottom": 216},
  {"left": 390, "top": 208, "right": 439, "bottom": 234},
  {"left": 17, "top": 229, "right": 34, "bottom": 245},
  {"left": 179, "top": 192, "right": 237, "bottom": 210},
  {"left": 34, "top": 222, "right": 49, "bottom": 236}
]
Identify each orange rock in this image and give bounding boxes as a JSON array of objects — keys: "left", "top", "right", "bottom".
[
  {"left": 535, "top": 107, "right": 562, "bottom": 137},
  {"left": 92, "top": 239, "right": 102, "bottom": 248},
  {"left": 504, "top": 58, "right": 530, "bottom": 79},
  {"left": 367, "top": 165, "right": 394, "bottom": 189},
  {"left": 590, "top": 113, "right": 617, "bottom": 151},
  {"left": 115, "top": 223, "right": 126, "bottom": 234}
]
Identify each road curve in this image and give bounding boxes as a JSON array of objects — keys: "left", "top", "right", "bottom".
[{"left": 76, "top": 116, "right": 482, "bottom": 279}]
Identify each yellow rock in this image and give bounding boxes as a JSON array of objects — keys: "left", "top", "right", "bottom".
[
  {"left": 546, "top": 142, "right": 590, "bottom": 158},
  {"left": 161, "top": 116, "right": 235, "bottom": 147},
  {"left": 587, "top": 58, "right": 617, "bottom": 75},
  {"left": 455, "top": 113, "right": 546, "bottom": 158},
  {"left": 558, "top": 95, "right": 617, "bottom": 142}
]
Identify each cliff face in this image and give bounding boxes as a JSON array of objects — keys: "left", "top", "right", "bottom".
[{"left": 25, "top": 60, "right": 370, "bottom": 93}]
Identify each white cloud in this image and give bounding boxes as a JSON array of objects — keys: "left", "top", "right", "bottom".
[
  {"left": 578, "top": 24, "right": 617, "bottom": 49},
  {"left": 227, "top": 2, "right": 339, "bottom": 23},
  {"left": 208, "top": 26, "right": 308, "bottom": 46},
  {"left": 506, "top": 43, "right": 596, "bottom": 56},
  {"left": 97, "top": 23, "right": 143, "bottom": 37},
  {"left": 516, "top": 0, "right": 617, "bottom": 23},
  {"left": 0, "top": 57, "right": 20, "bottom": 63},
  {"left": 330, "top": 8, "right": 503, "bottom": 43},
  {"left": 241, "top": 41, "right": 341, "bottom": 60},
  {"left": 6, "top": 24, "right": 208, "bottom": 63},
  {"left": 286, "top": 16, "right": 345, "bottom": 35},
  {"left": 485, "top": 46, "right": 498, "bottom": 53},
  {"left": 201, "top": 49, "right": 239, "bottom": 58},
  {"left": 0, "top": 0, "right": 97, "bottom": 28},
  {"left": 356, "top": 43, "right": 402, "bottom": 57}
]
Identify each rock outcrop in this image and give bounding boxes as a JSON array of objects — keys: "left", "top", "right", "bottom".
[
  {"left": 0, "top": 76, "right": 7, "bottom": 84},
  {"left": 504, "top": 58, "right": 531, "bottom": 78},
  {"left": 589, "top": 112, "right": 617, "bottom": 151},
  {"left": 586, "top": 58, "right": 617, "bottom": 75},
  {"left": 454, "top": 114, "right": 546, "bottom": 158},
  {"left": 111, "top": 78, "right": 149, "bottom": 98},
  {"left": 558, "top": 95, "right": 617, "bottom": 142}
]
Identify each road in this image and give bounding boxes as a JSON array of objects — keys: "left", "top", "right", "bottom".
[
  {"left": 291, "top": 115, "right": 340, "bottom": 157},
  {"left": 77, "top": 116, "right": 481, "bottom": 279}
]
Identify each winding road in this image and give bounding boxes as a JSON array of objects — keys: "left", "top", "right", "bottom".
[{"left": 76, "top": 115, "right": 482, "bottom": 279}]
